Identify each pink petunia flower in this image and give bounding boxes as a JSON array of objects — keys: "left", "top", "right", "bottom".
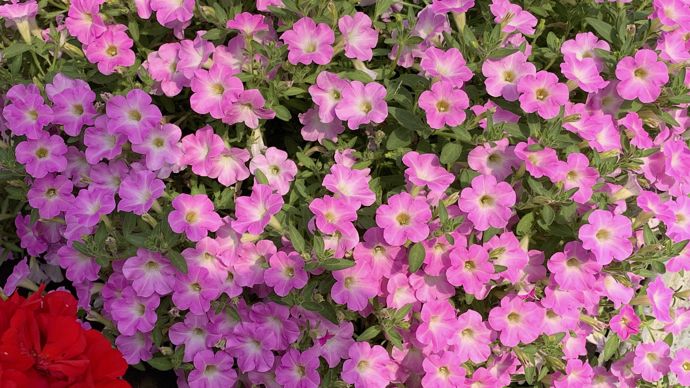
[
  {"left": 615, "top": 49, "right": 669, "bottom": 103},
  {"left": 122, "top": 248, "right": 176, "bottom": 297},
  {"left": 65, "top": 0, "right": 107, "bottom": 44},
  {"left": 416, "top": 300, "right": 458, "bottom": 351},
  {"left": 187, "top": 350, "right": 238, "bottom": 388},
  {"left": 190, "top": 63, "right": 243, "bottom": 119},
  {"left": 402, "top": 151, "right": 455, "bottom": 193},
  {"left": 338, "top": 12, "right": 378, "bottom": 61},
  {"left": 488, "top": 295, "right": 544, "bottom": 347},
  {"left": 169, "top": 193, "right": 223, "bottom": 241},
  {"left": 131, "top": 123, "right": 183, "bottom": 171},
  {"left": 418, "top": 80, "right": 469, "bottom": 129},
  {"left": 249, "top": 147, "right": 298, "bottom": 196},
  {"left": 420, "top": 47, "right": 472, "bottom": 87},
  {"left": 118, "top": 170, "right": 165, "bottom": 215},
  {"left": 180, "top": 125, "right": 224, "bottom": 176},
  {"left": 610, "top": 305, "right": 641, "bottom": 341},
  {"left": 56, "top": 244, "right": 101, "bottom": 283},
  {"left": 490, "top": 0, "right": 537, "bottom": 35},
  {"left": 331, "top": 263, "right": 378, "bottom": 312},
  {"left": 308, "top": 71, "right": 349, "bottom": 123},
  {"left": 232, "top": 184, "right": 284, "bottom": 235},
  {"left": 341, "top": 342, "right": 395, "bottom": 387},
  {"left": 547, "top": 241, "right": 600, "bottom": 291},
  {"left": 447, "top": 244, "right": 495, "bottom": 296},
  {"left": 553, "top": 153, "right": 599, "bottom": 204},
  {"left": 109, "top": 286, "right": 160, "bottom": 336},
  {"left": 449, "top": 309, "right": 492, "bottom": 363},
  {"left": 275, "top": 348, "right": 321, "bottom": 388},
  {"left": 207, "top": 146, "right": 251, "bottom": 187},
  {"left": 299, "top": 108, "right": 345, "bottom": 144},
  {"left": 647, "top": 277, "right": 674, "bottom": 323},
  {"left": 264, "top": 250, "right": 308, "bottom": 296},
  {"left": 27, "top": 174, "right": 74, "bottom": 218},
  {"left": 309, "top": 195, "right": 358, "bottom": 235},
  {"left": 105, "top": 88, "right": 162, "bottom": 145},
  {"left": 375, "top": 192, "right": 432, "bottom": 246},
  {"left": 421, "top": 351, "right": 467, "bottom": 388},
  {"left": 84, "top": 24, "right": 136, "bottom": 75},
  {"left": 2, "top": 87, "right": 52, "bottom": 139},
  {"left": 169, "top": 313, "right": 220, "bottom": 362},
  {"left": 221, "top": 89, "right": 275, "bottom": 129},
  {"left": 172, "top": 266, "right": 222, "bottom": 314},
  {"left": 226, "top": 323, "right": 277, "bottom": 373},
  {"left": 578, "top": 209, "right": 633, "bottom": 265},
  {"left": 115, "top": 332, "right": 154, "bottom": 365},
  {"left": 15, "top": 133, "right": 68, "bottom": 179},
  {"left": 334, "top": 81, "right": 388, "bottom": 130},
  {"left": 632, "top": 341, "right": 671, "bottom": 382},
  {"left": 323, "top": 164, "right": 375, "bottom": 208},
  {"left": 280, "top": 17, "right": 334, "bottom": 65},
  {"left": 517, "top": 70, "right": 569, "bottom": 119},
  {"left": 458, "top": 174, "right": 516, "bottom": 231},
  {"left": 670, "top": 348, "right": 690, "bottom": 386},
  {"left": 482, "top": 51, "right": 536, "bottom": 101}
]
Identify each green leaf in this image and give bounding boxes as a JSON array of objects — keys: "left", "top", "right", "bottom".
[
  {"left": 516, "top": 212, "right": 535, "bottom": 236},
  {"left": 408, "top": 242, "right": 425, "bottom": 273},
  {"left": 374, "top": 0, "right": 395, "bottom": 19},
  {"left": 321, "top": 258, "right": 356, "bottom": 271},
  {"left": 388, "top": 107, "right": 425, "bottom": 132},
  {"left": 3, "top": 43, "right": 30, "bottom": 59},
  {"left": 147, "top": 357, "right": 173, "bottom": 371},
  {"left": 440, "top": 142, "right": 462, "bottom": 165},
  {"left": 287, "top": 225, "right": 305, "bottom": 253},
  {"left": 386, "top": 127, "right": 412, "bottom": 150},
  {"left": 643, "top": 225, "right": 658, "bottom": 245},
  {"left": 602, "top": 335, "right": 619, "bottom": 362},
  {"left": 585, "top": 18, "right": 613, "bottom": 41},
  {"left": 254, "top": 169, "right": 269, "bottom": 184},
  {"left": 668, "top": 94, "right": 690, "bottom": 104},
  {"left": 357, "top": 326, "right": 381, "bottom": 341},
  {"left": 203, "top": 28, "right": 228, "bottom": 41},
  {"left": 166, "top": 250, "right": 188, "bottom": 274},
  {"left": 541, "top": 205, "right": 555, "bottom": 226},
  {"left": 393, "top": 304, "right": 413, "bottom": 321}
]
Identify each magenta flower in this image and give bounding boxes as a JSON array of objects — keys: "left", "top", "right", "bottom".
[
  {"left": 420, "top": 47, "right": 472, "bottom": 87},
  {"left": 226, "top": 12, "right": 270, "bottom": 41},
  {"left": 249, "top": 147, "right": 298, "bottom": 195},
  {"left": 402, "top": 151, "right": 455, "bottom": 193},
  {"left": 232, "top": 184, "right": 284, "bottom": 235},
  {"left": 335, "top": 81, "right": 388, "bottom": 129},
  {"left": 671, "top": 348, "right": 690, "bottom": 386},
  {"left": 15, "top": 215, "right": 47, "bottom": 256},
  {"left": 83, "top": 119, "right": 127, "bottom": 164},
  {"left": 610, "top": 305, "right": 641, "bottom": 341},
  {"left": 338, "top": 12, "right": 378, "bottom": 61},
  {"left": 115, "top": 332, "right": 154, "bottom": 365},
  {"left": 2, "top": 88, "right": 52, "bottom": 139},
  {"left": 169, "top": 193, "right": 224, "bottom": 241},
  {"left": 517, "top": 70, "right": 569, "bottom": 119},
  {"left": 66, "top": 186, "right": 116, "bottom": 227},
  {"left": 190, "top": 63, "right": 243, "bottom": 119},
  {"left": 281, "top": 17, "right": 334, "bottom": 65},
  {"left": 299, "top": 108, "right": 345, "bottom": 144},
  {"left": 309, "top": 195, "right": 358, "bottom": 235},
  {"left": 65, "top": 0, "right": 107, "bottom": 44},
  {"left": 84, "top": 24, "right": 136, "bottom": 75},
  {"left": 375, "top": 192, "right": 432, "bottom": 246},
  {"left": 187, "top": 350, "right": 238, "bottom": 388},
  {"left": 145, "top": 42, "right": 190, "bottom": 97},
  {"left": 122, "top": 248, "right": 176, "bottom": 297},
  {"left": 449, "top": 309, "right": 492, "bottom": 363},
  {"left": 447, "top": 244, "right": 495, "bottom": 296},
  {"left": 27, "top": 174, "right": 74, "bottom": 218},
  {"left": 633, "top": 341, "right": 671, "bottom": 382},
  {"left": 553, "top": 153, "right": 599, "bottom": 204},
  {"left": 109, "top": 286, "right": 160, "bottom": 336},
  {"left": 106, "top": 88, "right": 162, "bottom": 144},
  {"left": 221, "top": 89, "right": 275, "bottom": 129},
  {"left": 648, "top": 277, "right": 674, "bottom": 323},
  {"left": 150, "top": 0, "right": 194, "bottom": 27},
  {"left": 341, "top": 342, "right": 394, "bottom": 388},
  {"left": 207, "top": 146, "right": 251, "bottom": 187},
  {"left": 488, "top": 295, "right": 544, "bottom": 347},
  {"left": 15, "top": 133, "right": 68, "bottom": 179},
  {"left": 264, "top": 251, "right": 308, "bottom": 296},
  {"left": 458, "top": 174, "right": 516, "bottom": 231},
  {"left": 547, "top": 241, "right": 600, "bottom": 291},
  {"left": 225, "top": 322, "right": 277, "bottom": 372},
  {"left": 578, "top": 209, "right": 633, "bottom": 265},
  {"left": 353, "top": 227, "right": 401, "bottom": 279},
  {"left": 172, "top": 266, "right": 222, "bottom": 314},
  {"left": 331, "top": 263, "right": 378, "bottom": 312},
  {"left": 313, "top": 322, "right": 354, "bottom": 368},
  {"left": 275, "top": 348, "right": 321, "bottom": 388},
  {"left": 490, "top": 0, "right": 536, "bottom": 34},
  {"left": 421, "top": 351, "right": 467, "bottom": 388},
  {"left": 308, "top": 71, "right": 348, "bottom": 123},
  {"left": 56, "top": 244, "right": 101, "bottom": 283},
  {"left": 561, "top": 58, "right": 609, "bottom": 93},
  {"left": 118, "top": 170, "right": 165, "bottom": 215},
  {"left": 615, "top": 49, "right": 669, "bottom": 103},
  {"left": 131, "top": 123, "right": 182, "bottom": 171},
  {"left": 322, "top": 164, "right": 375, "bottom": 208},
  {"left": 169, "top": 313, "right": 220, "bottom": 362},
  {"left": 51, "top": 83, "right": 97, "bottom": 136},
  {"left": 467, "top": 138, "right": 519, "bottom": 181},
  {"left": 418, "top": 80, "right": 469, "bottom": 129},
  {"left": 180, "top": 125, "right": 224, "bottom": 176},
  {"left": 416, "top": 300, "right": 457, "bottom": 351},
  {"left": 482, "top": 51, "right": 536, "bottom": 101}
]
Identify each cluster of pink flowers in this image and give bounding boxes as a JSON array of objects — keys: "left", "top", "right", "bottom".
[{"left": 4, "top": 0, "right": 690, "bottom": 386}]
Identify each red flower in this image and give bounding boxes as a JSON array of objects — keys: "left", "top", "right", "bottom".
[{"left": 0, "top": 286, "right": 129, "bottom": 387}]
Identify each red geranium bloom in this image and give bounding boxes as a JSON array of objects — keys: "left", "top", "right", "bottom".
[{"left": 0, "top": 286, "right": 129, "bottom": 388}]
